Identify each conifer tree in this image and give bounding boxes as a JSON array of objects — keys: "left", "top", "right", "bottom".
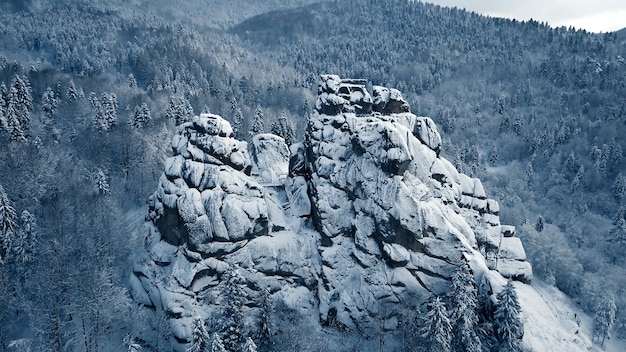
[
  {"left": 11, "top": 210, "right": 37, "bottom": 264},
  {"left": 420, "top": 296, "right": 452, "bottom": 352},
  {"left": 102, "top": 93, "right": 118, "bottom": 129},
  {"left": 67, "top": 80, "right": 80, "bottom": 101},
  {"left": 91, "top": 92, "right": 105, "bottom": 130},
  {"left": 271, "top": 111, "right": 294, "bottom": 146},
  {"left": 166, "top": 95, "right": 194, "bottom": 125},
  {"left": 494, "top": 280, "right": 524, "bottom": 352},
  {"left": 187, "top": 316, "right": 211, "bottom": 352},
  {"left": 593, "top": 295, "right": 616, "bottom": 347},
  {"left": 127, "top": 74, "right": 137, "bottom": 88},
  {"left": 449, "top": 261, "right": 482, "bottom": 352},
  {"left": 251, "top": 106, "right": 264, "bottom": 135},
  {"left": 535, "top": 216, "right": 544, "bottom": 232},
  {"left": 242, "top": 337, "right": 258, "bottom": 352},
  {"left": 131, "top": 103, "right": 151, "bottom": 128},
  {"left": 611, "top": 173, "right": 626, "bottom": 203},
  {"left": 0, "top": 185, "right": 18, "bottom": 263},
  {"left": 4, "top": 100, "right": 25, "bottom": 140},
  {"left": 42, "top": 87, "right": 59, "bottom": 125},
  {"left": 221, "top": 269, "right": 246, "bottom": 352},
  {"left": 489, "top": 143, "right": 498, "bottom": 165},
  {"left": 8, "top": 74, "right": 33, "bottom": 136},
  {"left": 124, "top": 335, "right": 142, "bottom": 352},
  {"left": 607, "top": 219, "right": 626, "bottom": 263},
  {"left": 96, "top": 170, "right": 111, "bottom": 196},
  {"left": 524, "top": 162, "right": 534, "bottom": 185},
  {"left": 0, "top": 83, "right": 6, "bottom": 131},
  {"left": 257, "top": 289, "right": 272, "bottom": 351},
  {"left": 233, "top": 108, "right": 244, "bottom": 138},
  {"left": 211, "top": 333, "right": 226, "bottom": 352}
]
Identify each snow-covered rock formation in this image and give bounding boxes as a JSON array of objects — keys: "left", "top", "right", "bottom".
[{"left": 130, "top": 75, "right": 533, "bottom": 350}]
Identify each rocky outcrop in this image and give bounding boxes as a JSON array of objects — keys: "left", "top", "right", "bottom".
[{"left": 131, "top": 76, "right": 532, "bottom": 350}]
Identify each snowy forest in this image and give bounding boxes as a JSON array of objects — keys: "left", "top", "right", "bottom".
[{"left": 0, "top": 0, "right": 625, "bottom": 351}]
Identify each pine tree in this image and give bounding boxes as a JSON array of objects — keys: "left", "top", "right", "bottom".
[
  {"left": 420, "top": 296, "right": 452, "bottom": 352},
  {"left": 4, "top": 98, "right": 25, "bottom": 140},
  {"left": 0, "top": 83, "right": 6, "bottom": 131},
  {"left": 250, "top": 106, "right": 264, "bottom": 135},
  {"left": 127, "top": 73, "right": 137, "bottom": 88},
  {"left": 8, "top": 74, "right": 33, "bottom": 136},
  {"left": 91, "top": 92, "right": 105, "bottom": 131},
  {"left": 242, "top": 337, "right": 258, "bottom": 352},
  {"left": 187, "top": 316, "right": 211, "bottom": 352},
  {"left": 449, "top": 262, "right": 482, "bottom": 352},
  {"left": 96, "top": 170, "right": 111, "bottom": 196},
  {"left": 535, "top": 216, "right": 544, "bottom": 232},
  {"left": 611, "top": 173, "right": 626, "bottom": 203},
  {"left": 257, "top": 289, "right": 272, "bottom": 351},
  {"left": 166, "top": 95, "right": 194, "bottom": 125},
  {"left": 221, "top": 269, "right": 246, "bottom": 352},
  {"left": 131, "top": 103, "right": 151, "bottom": 128},
  {"left": 571, "top": 165, "right": 584, "bottom": 192},
  {"left": 566, "top": 152, "right": 577, "bottom": 173},
  {"left": 271, "top": 111, "right": 294, "bottom": 146},
  {"left": 124, "top": 335, "right": 142, "bottom": 352},
  {"left": 11, "top": 210, "right": 37, "bottom": 264},
  {"left": 607, "top": 218, "right": 626, "bottom": 263},
  {"left": 211, "top": 333, "right": 226, "bottom": 352},
  {"left": 489, "top": 143, "right": 498, "bottom": 165},
  {"left": 524, "top": 162, "right": 534, "bottom": 185},
  {"left": 42, "top": 87, "right": 59, "bottom": 125},
  {"left": 67, "top": 80, "right": 80, "bottom": 101},
  {"left": 102, "top": 93, "right": 118, "bottom": 129},
  {"left": 233, "top": 108, "right": 244, "bottom": 138},
  {"left": 0, "top": 185, "right": 18, "bottom": 261},
  {"left": 593, "top": 295, "right": 616, "bottom": 347},
  {"left": 494, "top": 280, "right": 524, "bottom": 352}
]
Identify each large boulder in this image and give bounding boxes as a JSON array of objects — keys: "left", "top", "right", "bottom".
[
  {"left": 306, "top": 75, "right": 532, "bottom": 329},
  {"left": 132, "top": 77, "right": 533, "bottom": 350}
]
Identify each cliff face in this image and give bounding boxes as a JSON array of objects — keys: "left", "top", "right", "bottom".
[{"left": 130, "top": 75, "right": 532, "bottom": 350}]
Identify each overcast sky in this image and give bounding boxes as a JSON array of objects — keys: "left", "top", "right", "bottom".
[{"left": 425, "top": 0, "right": 626, "bottom": 33}]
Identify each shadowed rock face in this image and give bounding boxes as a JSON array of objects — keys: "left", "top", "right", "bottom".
[{"left": 131, "top": 76, "right": 532, "bottom": 350}]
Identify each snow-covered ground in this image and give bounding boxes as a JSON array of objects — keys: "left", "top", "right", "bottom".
[{"left": 518, "top": 279, "right": 624, "bottom": 352}]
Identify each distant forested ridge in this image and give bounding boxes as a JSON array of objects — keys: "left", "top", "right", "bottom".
[{"left": 0, "top": 0, "right": 624, "bottom": 350}]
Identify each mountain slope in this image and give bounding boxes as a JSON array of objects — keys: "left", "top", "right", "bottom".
[{"left": 231, "top": 0, "right": 626, "bottom": 333}]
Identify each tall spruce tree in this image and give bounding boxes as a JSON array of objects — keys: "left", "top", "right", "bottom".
[
  {"left": 131, "top": 103, "right": 151, "bottom": 128},
  {"left": 257, "top": 289, "right": 272, "bottom": 351},
  {"left": 166, "top": 95, "right": 194, "bottom": 125},
  {"left": 0, "top": 185, "right": 18, "bottom": 263},
  {"left": 41, "top": 87, "right": 59, "bottom": 125},
  {"left": 242, "top": 337, "right": 258, "bottom": 352},
  {"left": 420, "top": 296, "right": 452, "bottom": 352},
  {"left": 271, "top": 110, "right": 294, "bottom": 146},
  {"left": 449, "top": 261, "right": 482, "bottom": 352},
  {"left": 593, "top": 295, "right": 616, "bottom": 347},
  {"left": 0, "top": 83, "right": 7, "bottom": 131},
  {"left": 221, "top": 269, "right": 246, "bottom": 351},
  {"left": 211, "top": 333, "right": 226, "bottom": 352},
  {"left": 494, "top": 280, "right": 524, "bottom": 352},
  {"left": 8, "top": 74, "right": 32, "bottom": 137},
  {"left": 11, "top": 210, "right": 37, "bottom": 264},
  {"left": 187, "top": 316, "right": 211, "bottom": 352},
  {"left": 251, "top": 106, "right": 264, "bottom": 136}
]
